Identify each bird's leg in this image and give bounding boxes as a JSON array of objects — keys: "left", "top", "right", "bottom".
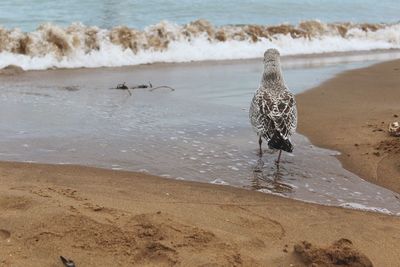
[
  {"left": 275, "top": 150, "right": 282, "bottom": 169},
  {"left": 258, "top": 136, "right": 263, "bottom": 156}
]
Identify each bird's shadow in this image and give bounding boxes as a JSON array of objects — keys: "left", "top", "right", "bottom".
[{"left": 251, "top": 157, "right": 293, "bottom": 194}]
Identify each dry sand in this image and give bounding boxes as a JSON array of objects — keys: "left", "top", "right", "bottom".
[
  {"left": 0, "top": 161, "right": 399, "bottom": 266},
  {"left": 1, "top": 60, "right": 400, "bottom": 266},
  {"left": 297, "top": 59, "right": 400, "bottom": 193}
]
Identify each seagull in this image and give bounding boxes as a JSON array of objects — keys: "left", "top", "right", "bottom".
[{"left": 249, "top": 48, "right": 297, "bottom": 167}]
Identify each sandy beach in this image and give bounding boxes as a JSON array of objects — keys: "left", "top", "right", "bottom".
[
  {"left": 297, "top": 59, "right": 400, "bottom": 193},
  {"left": 1, "top": 161, "right": 399, "bottom": 267}
]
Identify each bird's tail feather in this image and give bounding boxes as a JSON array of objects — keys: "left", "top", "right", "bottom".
[{"left": 267, "top": 131, "right": 293, "bottom": 152}]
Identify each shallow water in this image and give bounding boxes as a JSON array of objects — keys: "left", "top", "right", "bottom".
[{"left": 1, "top": 54, "right": 400, "bottom": 215}]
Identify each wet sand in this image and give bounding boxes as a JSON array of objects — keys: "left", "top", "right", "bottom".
[
  {"left": 297, "top": 59, "right": 400, "bottom": 193},
  {"left": 1, "top": 161, "right": 399, "bottom": 266}
]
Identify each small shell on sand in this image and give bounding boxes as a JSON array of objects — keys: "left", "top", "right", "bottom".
[{"left": 388, "top": 121, "right": 400, "bottom": 137}]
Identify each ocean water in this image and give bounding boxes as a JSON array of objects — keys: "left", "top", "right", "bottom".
[
  {"left": 0, "top": 0, "right": 400, "bottom": 70},
  {"left": 1, "top": 0, "right": 399, "bottom": 31}
]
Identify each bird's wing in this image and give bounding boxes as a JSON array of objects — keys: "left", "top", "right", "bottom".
[
  {"left": 250, "top": 91, "right": 274, "bottom": 139},
  {"left": 259, "top": 88, "right": 297, "bottom": 139}
]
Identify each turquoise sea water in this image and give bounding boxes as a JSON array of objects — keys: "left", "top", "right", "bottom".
[{"left": 0, "top": 0, "right": 399, "bottom": 31}]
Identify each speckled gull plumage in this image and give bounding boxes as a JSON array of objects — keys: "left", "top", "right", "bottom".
[{"left": 249, "top": 48, "right": 297, "bottom": 155}]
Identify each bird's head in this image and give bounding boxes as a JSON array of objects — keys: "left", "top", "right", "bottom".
[
  {"left": 261, "top": 48, "right": 284, "bottom": 85},
  {"left": 263, "top": 48, "right": 280, "bottom": 68}
]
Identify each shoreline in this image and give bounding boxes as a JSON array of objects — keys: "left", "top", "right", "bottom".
[
  {"left": 1, "top": 53, "right": 399, "bottom": 212},
  {"left": 1, "top": 54, "right": 399, "bottom": 200},
  {"left": 1, "top": 48, "right": 400, "bottom": 74},
  {"left": 1, "top": 161, "right": 400, "bottom": 266},
  {"left": 297, "top": 59, "right": 400, "bottom": 193}
]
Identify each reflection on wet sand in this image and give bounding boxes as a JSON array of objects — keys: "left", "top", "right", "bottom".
[{"left": 251, "top": 158, "right": 293, "bottom": 194}]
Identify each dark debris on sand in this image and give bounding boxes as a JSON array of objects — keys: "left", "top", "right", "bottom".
[
  {"left": 0, "top": 64, "right": 24, "bottom": 75},
  {"left": 294, "top": 238, "right": 373, "bottom": 267}
]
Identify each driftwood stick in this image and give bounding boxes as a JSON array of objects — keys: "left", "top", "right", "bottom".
[
  {"left": 110, "top": 81, "right": 175, "bottom": 95},
  {"left": 110, "top": 82, "right": 132, "bottom": 95}
]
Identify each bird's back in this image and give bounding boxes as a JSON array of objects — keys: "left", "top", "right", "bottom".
[{"left": 249, "top": 83, "right": 297, "bottom": 152}]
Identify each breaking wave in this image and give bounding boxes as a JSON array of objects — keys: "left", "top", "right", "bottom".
[{"left": 1, "top": 19, "right": 400, "bottom": 70}]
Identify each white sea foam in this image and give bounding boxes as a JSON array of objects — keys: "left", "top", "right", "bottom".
[
  {"left": 0, "top": 20, "right": 400, "bottom": 70},
  {"left": 339, "top": 202, "right": 393, "bottom": 215},
  {"left": 210, "top": 178, "right": 229, "bottom": 185}
]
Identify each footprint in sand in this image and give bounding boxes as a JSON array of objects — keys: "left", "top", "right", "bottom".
[
  {"left": 0, "top": 195, "right": 33, "bottom": 210},
  {"left": 294, "top": 238, "right": 373, "bottom": 267},
  {"left": 0, "top": 229, "right": 11, "bottom": 240}
]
